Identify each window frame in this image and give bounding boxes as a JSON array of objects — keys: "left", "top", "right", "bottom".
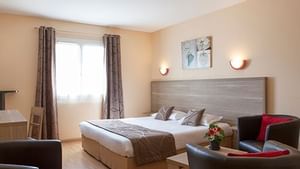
[{"left": 55, "top": 37, "right": 104, "bottom": 102}]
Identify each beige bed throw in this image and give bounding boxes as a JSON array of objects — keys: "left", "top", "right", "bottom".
[{"left": 87, "top": 120, "right": 176, "bottom": 165}]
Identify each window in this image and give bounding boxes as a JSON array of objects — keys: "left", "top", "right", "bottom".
[{"left": 55, "top": 38, "right": 104, "bottom": 101}]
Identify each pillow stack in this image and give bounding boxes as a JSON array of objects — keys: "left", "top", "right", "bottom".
[
  {"left": 200, "top": 113, "right": 223, "bottom": 126},
  {"left": 154, "top": 106, "right": 175, "bottom": 121},
  {"left": 169, "top": 110, "right": 187, "bottom": 120},
  {"left": 181, "top": 109, "right": 205, "bottom": 126},
  {"left": 153, "top": 105, "right": 223, "bottom": 127}
]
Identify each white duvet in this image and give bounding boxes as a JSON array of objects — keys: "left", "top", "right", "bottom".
[{"left": 79, "top": 116, "right": 232, "bottom": 157}]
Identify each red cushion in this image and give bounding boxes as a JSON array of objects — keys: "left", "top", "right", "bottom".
[
  {"left": 228, "top": 150, "right": 289, "bottom": 157},
  {"left": 256, "top": 115, "right": 291, "bottom": 141}
]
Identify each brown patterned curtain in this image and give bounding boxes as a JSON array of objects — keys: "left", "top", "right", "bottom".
[
  {"left": 35, "top": 26, "right": 59, "bottom": 139},
  {"left": 102, "top": 34, "right": 124, "bottom": 119}
]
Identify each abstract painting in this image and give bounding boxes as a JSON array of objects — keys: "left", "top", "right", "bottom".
[{"left": 182, "top": 36, "right": 212, "bottom": 69}]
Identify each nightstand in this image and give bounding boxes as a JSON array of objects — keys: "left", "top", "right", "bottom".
[{"left": 231, "top": 126, "right": 238, "bottom": 149}]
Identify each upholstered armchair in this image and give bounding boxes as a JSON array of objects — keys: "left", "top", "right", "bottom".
[
  {"left": 186, "top": 140, "right": 300, "bottom": 169},
  {"left": 237, "top": 114, "right": 300, "bottom": 152},
  {"left": 0, "top": 140, "right": 62, "bottom": 169},
  {"left": 0, "top": 164, "right": 38, "bottom": 169}
]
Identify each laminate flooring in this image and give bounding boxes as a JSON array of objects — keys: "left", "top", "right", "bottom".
[{"left": 62, "top": 140, "right": 108, "bottom": 169}]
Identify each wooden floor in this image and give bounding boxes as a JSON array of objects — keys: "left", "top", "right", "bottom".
[{"left": 62, "top": 140, "right": 108, "bottom": 169}]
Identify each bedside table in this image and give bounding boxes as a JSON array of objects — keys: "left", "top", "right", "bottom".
[{"left": 231, "top": 126, "right": 238, "bottom": 149}]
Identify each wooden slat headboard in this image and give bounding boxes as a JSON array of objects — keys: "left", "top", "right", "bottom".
[{"left": 151, "top": 77, "right": 267, "bottom": 125}]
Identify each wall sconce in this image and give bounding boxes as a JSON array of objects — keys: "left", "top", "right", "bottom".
[
  {"left": 229, "top": 57, "right": 247, "bottom": 70},
  {"left": 159, "top": 66, "right": 169, "bottom": 76}
]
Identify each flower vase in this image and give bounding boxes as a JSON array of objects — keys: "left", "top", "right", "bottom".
[{"left": 209, "top": 140, "right": 220, "bottom": 150}]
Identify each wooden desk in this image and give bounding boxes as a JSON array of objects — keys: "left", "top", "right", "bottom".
[
  {"left": 0, "top": 110, "right": 27, "bottom": 140},
  {"left": 167, "top": 146, "right": 246, "bottom": 169},
  {"left": 0, "top": 90, "right": 18, "bottom": 110}
]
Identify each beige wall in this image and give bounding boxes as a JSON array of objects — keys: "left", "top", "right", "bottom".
[
  {"left": 151, "top": 0, "right": 300, "bottom": 117},
  {"left": 1, "top": 0, "right": 300, "bottom": 142},
  {"left": 0, "top": 14, "right": 152, "bottom": 140}
]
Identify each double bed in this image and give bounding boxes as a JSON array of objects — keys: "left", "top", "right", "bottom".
[
  {"left": 80, "top": 116, "right": 233, "bottom": 158},
  {"left": 80, "top": 77, "right": 267, "bottom": 169}
]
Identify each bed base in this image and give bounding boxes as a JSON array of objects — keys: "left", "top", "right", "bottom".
[{"left": 81, "top": 135, "right": 233, "bottom": 169}]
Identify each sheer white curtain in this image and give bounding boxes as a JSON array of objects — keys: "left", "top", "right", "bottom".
[{"left": 55, "top": 38, "right": 104, "bottom": 103}]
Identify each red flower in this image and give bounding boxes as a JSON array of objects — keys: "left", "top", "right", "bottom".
[{"left": 205, "top": 124, "right": 225, "bottom": 142}]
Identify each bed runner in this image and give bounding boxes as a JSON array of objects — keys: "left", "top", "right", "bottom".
[{"left": 87, "top": 120, "right": 176, "bottom": 165}]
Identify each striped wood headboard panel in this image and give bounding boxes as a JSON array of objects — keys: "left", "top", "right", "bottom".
[{"left": 151, "top": 77, "right": 267, "bottom": 125}]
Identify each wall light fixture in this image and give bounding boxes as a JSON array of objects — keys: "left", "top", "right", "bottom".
[
  {"left": 229, "top": 57, "right": 247, "bottom": 70},
  {"left": 159, "top": 66, "right": 169, "bottom": 76}
]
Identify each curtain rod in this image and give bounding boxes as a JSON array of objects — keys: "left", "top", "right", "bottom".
[{"left": 34, "top": 27, "right": 103, "bottom": 37}]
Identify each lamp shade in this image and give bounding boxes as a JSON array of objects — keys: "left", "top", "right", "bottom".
[
  {"left": 159, "top": 67, "right": 169, "bottom": 76},
  {"left": 230, "top": 58, "right": 246, "bottom": 70}
]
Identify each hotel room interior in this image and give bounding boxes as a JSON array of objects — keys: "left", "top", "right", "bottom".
[{"left": 0, "top": 0, "right": 300, "bottom": 169}]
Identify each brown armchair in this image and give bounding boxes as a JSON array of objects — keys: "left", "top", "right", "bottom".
[
  {"left": 186, "top": 140, "right": 300, "bottom": 169},
  {"left": 0, "top": 140, "right": 62, "bottom": 169},
  {"left": 237, "top": 114, "right": 300, "bottom": 152}
]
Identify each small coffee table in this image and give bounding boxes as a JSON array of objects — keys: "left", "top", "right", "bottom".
[
  {"left": 167, "top": 146, "right": 246, "bottom": 169},
  {"left": 203, "top": 146, "right": 246, "bottom": 156}
]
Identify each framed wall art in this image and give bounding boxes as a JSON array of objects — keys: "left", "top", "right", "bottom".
[{"left": 181, "top": 36, "right": 212, "bottom": 69}]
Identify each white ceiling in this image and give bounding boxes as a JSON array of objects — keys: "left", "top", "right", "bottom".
[{"left": 0, "top": 0, "right": 245, "bottom": 32}]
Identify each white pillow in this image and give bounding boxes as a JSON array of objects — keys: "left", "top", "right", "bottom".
[
  {"left": 169, "top": 110, "right": 187, "bottom": 120},
  {"left": 151, "top": 112, "right": 157, "bottom": 117},
  {"left": 178, "top": 117, "right": 185, "bottom": 124},
  {"left": 200, "top": 113, "right": 223, "bottom": 126},
  {"left": 152, "top": 110, "right": 187, "bottom": 121}
]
